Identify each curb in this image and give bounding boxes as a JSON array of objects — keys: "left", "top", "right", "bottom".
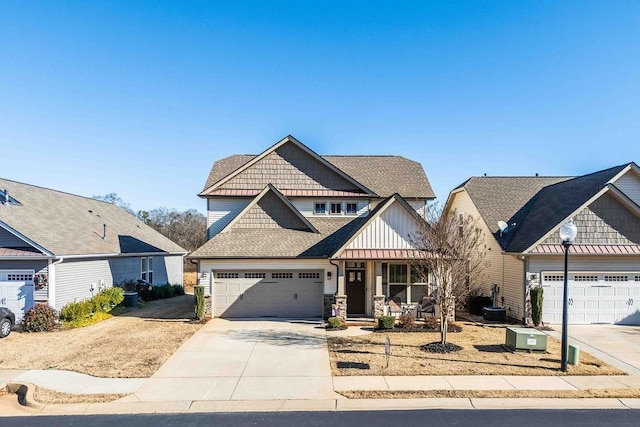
[{"left": 5, "top": 382, "right": 45, "bottom": 410}]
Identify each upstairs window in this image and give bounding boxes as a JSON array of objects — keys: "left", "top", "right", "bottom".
[
  {"left": 330, "top": 203, "right": 342, "bottom": 214},
  {"left": 314, "top": 203, "right": 326, "bottom": 214},
  {"left": 346, "top": 203, "right": 357, "bottom": 214}
]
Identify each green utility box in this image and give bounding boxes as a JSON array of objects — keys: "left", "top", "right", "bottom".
[
  {"left": 568, "top": 344, "right": 580, "bottom": 365},
  {"left": 505, "top": 327, "right": 548, "bottom": 351}
]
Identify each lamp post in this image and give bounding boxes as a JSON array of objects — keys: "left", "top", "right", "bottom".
[{"left": 559, "top": 218, "right": 578, "bottom": 372}]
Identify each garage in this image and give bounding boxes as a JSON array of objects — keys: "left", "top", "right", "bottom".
[
  {"left": 541, "top": 272, "right": 640, "bottom": 325},
  {"left": 213, "top": 270, "right": 323, "bottom": 318},
  {"left": 0, "top": 269, "right": 35, "bottom": 323}
]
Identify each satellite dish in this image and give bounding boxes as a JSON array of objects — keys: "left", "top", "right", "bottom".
[{"left": 498, "top": 221, "right": 509, "bottom": 235}]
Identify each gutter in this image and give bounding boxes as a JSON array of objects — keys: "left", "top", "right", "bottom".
[{"left": 57, "top": 251, "right": 188, "bottom": 259}]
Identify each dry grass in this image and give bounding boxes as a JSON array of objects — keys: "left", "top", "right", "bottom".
[
  {"left": 329, "top": 322, "right": 625, "bottom": 376},
  {"left": 183, "top": 271, "right": 197, "bottom": 294},
  {"left": 33, "top": 387, "right": 126, "bottom": 404},
  {"left": 340, "top": 388, "right": 640, "bottom": 399},
  {"left": 0, "top": 295, "right": 204, "bottom": 378}
]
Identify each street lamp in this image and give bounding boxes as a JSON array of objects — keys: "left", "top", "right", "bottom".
[{"left": 559, "top": 218, "right": 578, "bottom": 372}]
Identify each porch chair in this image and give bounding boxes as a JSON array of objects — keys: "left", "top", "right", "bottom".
[{"left": 417, "top": 296, "right": 436, "bottom": 318}]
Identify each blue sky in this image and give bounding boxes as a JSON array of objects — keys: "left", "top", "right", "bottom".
[{"left": 1, "top": 1, "right": 638, "bottom": 213}]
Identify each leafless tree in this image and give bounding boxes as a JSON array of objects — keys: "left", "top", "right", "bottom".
[
  {"left": 409, "top": 204, "right": 489, "bottom": 345},
  {"left": 93, "top": 193, "right": 135, "bottom": 215}
]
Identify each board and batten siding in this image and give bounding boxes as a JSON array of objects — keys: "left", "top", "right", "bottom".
[
  {"left": 448, "top": 190, "right": 526, "bottom": 321},
  {"left": 0, "top": 227, "right": 28, "bottom": 247},
  {"left": 346, "top": 202, "right": 418, "bottom": 249},
  {"left": 615, "top": 170, "right": 640, "bottom": 207},
  {"left": 199, "top": 258, "right": 335, "bottom": 294},
  {"left": 207, "top": 198, "right": 251, "bottom": 238}
]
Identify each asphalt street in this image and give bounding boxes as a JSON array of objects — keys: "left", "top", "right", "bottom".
[{"left": 2, "top": 409, "right": 639, "bottom": 427}]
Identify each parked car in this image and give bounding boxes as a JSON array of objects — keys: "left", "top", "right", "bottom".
[{"left": 0, "top": 307, "right": 15, "bottom": 338}]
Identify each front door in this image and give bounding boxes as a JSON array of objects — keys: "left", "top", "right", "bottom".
[{"left": 346, "top": 269, "right": 365, "bottom": 315}]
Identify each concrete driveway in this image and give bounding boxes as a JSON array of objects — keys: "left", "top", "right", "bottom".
[
  {"left": 132, "top": 319, "right": 341, "bottom": 402},
  {"left": 555, "top": 325, "right": 640, "bottom": 375}
]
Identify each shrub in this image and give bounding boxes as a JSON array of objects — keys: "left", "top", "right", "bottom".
[
  {"left": 22, "top": 303, "right": 58, "bottom": 332},
  {"left": 194, "top": 285, "right": 205, "bottom": 320},
  {"left": 327, "top": 317, "right": 346, "bottom": 329},
  {"left": 91, "top": 292, "right": 112, "bottom": 313},
  {"left": 110, "top": 305, "right": 127, "bottom": 316},
  {"left": 377, "top": 315, "right": 396, "bottom": 330},
  {"left": 398, "top": 313, "right": 415, "bottom": 330},
  {"left": 423, "top": 315, "right": 439, "bottom": 330},
  {"left": 102, "top": 287, "right": 124, "bottom": 308},
  {"left": 163, "top": 283, "right": 175, "bottom": 298},
  {"left": 65, "top": 312, "right": 112, "bottom": 329},
  {"left": 172, "top": 284, "right": 185, "bottom": 296},
  {"left": 468, "top": 295, "right": 493, "bottom": 315},
  {"left": 60, "top": 300, "right": 93, "bottom": 322},
  {"left": 530, "top": 286, "right": 544, "bottom": 326}
]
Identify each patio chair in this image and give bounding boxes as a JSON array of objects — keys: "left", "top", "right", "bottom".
[
  {"left": 417, "top": 296, "right": 436, "bottom": 318},
  {"left": 388, "top": 297, "right": 403, "bottom": 318}
]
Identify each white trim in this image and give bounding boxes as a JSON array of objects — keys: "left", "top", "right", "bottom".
[
  {"left": 47, "top": 257, "right": 64, "bottom": 309},
  {"left": 200, "top": 135, "right": 375, "bottom": 196},
  {"left": 56, "top": 252, "right": 187, "bottom": 259},
  {"left": 0, "top": 221, "right": 53, "bottom": 256},
  {"left": 608, "top": 163, "right": 640, "bottom": 185}
]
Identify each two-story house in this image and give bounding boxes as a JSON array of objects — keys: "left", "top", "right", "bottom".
[{"left": 189, "top": 135, "right": 435, "bottom": 319}]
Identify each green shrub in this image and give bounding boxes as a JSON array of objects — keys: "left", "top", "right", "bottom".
[
  {"left": 91, "top": 292, "right": 112, "bottom": 313},
  {"left": 398, "top": 313, "right": 415, "bottom": 330},
  {"left": 530, "top": 286, "right": 544, "bottom": 326},
  {"left": 102, "top": 287, "right": 124, "bottom": 307},
  {"left": 377, "top": 315, "right": 396, "bottom": 330},
  {"left": 22, "top": 303, "right": 58, "bottom": 332},
  {"left": 60, "top": 300, "right": 93, "bottom": 322},
  {"left": 327, "top": 317, "right": 346, "bottom": 329},
  {"left": 65, "top": 312, "right": 112, "bottom": 329},
  {"left": 110, "top": 305, "right": 127, "bottom": 316},
  {"left": 194, "top": 285, "right": 205, "bottom": 320},
  {"left": 172, "top": 284, "right": 185, "bottom": 296},
  {"left": 162, "top": 283, "right": 175, "bottom": 298}
]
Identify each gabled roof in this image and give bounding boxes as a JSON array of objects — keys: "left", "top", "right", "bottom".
[
  {"left": 200, "top": 136, "right": 435, "bottom": 199},
  {"left": 200, "top": 135, "right": 375, "bottom": 197},
  {"left": 0, "top": 178, "right": 187, "bottom": 257},
  {"left": 448, "top": 163, "right": 639, "bottom": 254},
  {"left": 221, "top": 184, "right": 318, "bottom": 233}
]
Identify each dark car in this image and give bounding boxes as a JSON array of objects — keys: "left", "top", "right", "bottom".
[{"left": 0, "top": 307, "right": 15, "bottom": 338}]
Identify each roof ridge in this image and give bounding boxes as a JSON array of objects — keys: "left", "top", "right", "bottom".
[{"left": 0, "top": 177, "right": 119, "bottom": 207}]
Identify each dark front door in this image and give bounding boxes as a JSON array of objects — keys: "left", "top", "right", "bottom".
[{"left": 346, "top": 269, "right": 366, "bottom": 315}]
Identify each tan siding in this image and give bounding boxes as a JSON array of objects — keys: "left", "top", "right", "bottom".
[
  {"left": 346, "top": 202, "right": 417, "bottom": 249},
  {"left": 207, "top": 198, "right": 251, "bottom": 238},
  {"left": 448, "top": 190, "right": 526, "bottom": 320},
  {"left": 615, "top": 170, "right": 640, "bottom": 206},
  {"left": 220, "top": 143, "right": 360, "bottom": 191}
]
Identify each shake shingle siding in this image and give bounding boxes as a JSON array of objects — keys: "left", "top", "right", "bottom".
[{"left": 232, "top": 191, "right": 311, "bottom": 230}]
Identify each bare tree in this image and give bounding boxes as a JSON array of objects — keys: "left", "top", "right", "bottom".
[
  {"left": 93, "top": 193, "right": 135, "bottom": 215},
  {"left": 409, "top": 204, "right": 488, "bottom": 345}
]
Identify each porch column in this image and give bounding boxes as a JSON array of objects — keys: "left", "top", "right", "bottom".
[
  {"left": 334, "top": 260, "right": 347, "bottom": 320},
  {"left": 373, "top": 261, "right": 385, "bottom": 319}
]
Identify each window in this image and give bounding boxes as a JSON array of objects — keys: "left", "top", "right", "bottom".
[
  {"left": 141, "top": 257, "right": 153, "bottom": 284},
  {"left": 244, "top": 272, "right": 265, "bottom": 279},
  {"left": 272, "top": 272, "right": 293, "bottom": 279},
  {"left": 411, "top": 266, "right": 428, "bottom": 284},
  {"left": 330, "top": 203, "right": 342, "bottom": 214},
  {"left": 314, "top": 203, "right": 326, "bottom": 214},
  {"left": 346, "top": 203, "right": 357, "bottom": 214},
  {"left": 544, "top": 275, "right": 564, "bottom": 282},
  {"left": 389, "top": 264, "right": 407, "bottom": 283},
  {"left": 299, "top": 272, "right": 320, "bottom": 279},
  {"left": 574, "top": 275, "right": 598, "bottom": 282},
  {"left": 389, "top": 285, "right": 407, "bottom": 303},
  {"left": 605, "top": 275, "right": 628, "bottom": 282},
  {"left": 7, "top": 273, "right": 33, "bottom": 281},
  {"left": 217, "top": 272, "right": 239, "bottom": 279}
]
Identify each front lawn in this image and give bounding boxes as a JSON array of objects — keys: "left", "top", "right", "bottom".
[
  {"left": 0, "top": 295, "right": 203, "bottom": 378},
  {"left": 328, "top": 322, "right": 624, "bottom": 376}
]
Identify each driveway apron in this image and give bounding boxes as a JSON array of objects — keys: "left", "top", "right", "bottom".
[{"left": 133, "top": 319, "right": 341, "bottom": 402}]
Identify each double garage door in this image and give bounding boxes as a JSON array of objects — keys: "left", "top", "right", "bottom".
[
  {"left": 213, "top": 270, "right": 323, "bottom": 318},
  {"left": 541, "top": 272, "right": 640, "bottom": 325}
]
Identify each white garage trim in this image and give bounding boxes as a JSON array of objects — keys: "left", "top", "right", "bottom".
[
  {"left": 541, "top": 271, "right": 640, "bottom": 325},
  {"left": 0, "top": 269, "right": 36, "bottom": 323},
  {"left": 213, "top": 269, "right": 324, "bottom": 318}
]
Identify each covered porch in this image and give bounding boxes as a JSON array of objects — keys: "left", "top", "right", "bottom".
[{"left": 332, "top": 249, "right": 436, "bottom": 320}]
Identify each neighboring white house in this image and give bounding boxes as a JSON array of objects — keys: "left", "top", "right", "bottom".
[
  {"left": 0, "top": 179, "right": 187, "bottom": 322},
  {"left": 444, "top": 162, "right": 640, "bottom": 325},
  {"left": 189, "top": 135, "right": 436, "bottom": 319}
]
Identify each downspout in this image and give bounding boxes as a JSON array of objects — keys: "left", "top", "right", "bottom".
[
  {"left": 329, "top": 258, "right": 339, "bottom": 292},
  {"left": 48, "top": 257, "right": 64, "bottom": 310},
  {"left": 189, "top": 258, "right": 199, "bottom": 287}
]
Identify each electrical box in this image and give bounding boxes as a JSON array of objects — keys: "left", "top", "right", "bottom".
[{"left": 505, "top": 327, "right": 547, "bottom": 351}]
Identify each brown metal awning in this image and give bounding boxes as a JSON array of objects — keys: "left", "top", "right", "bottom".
[{"left": 335, "top": 249, "right": 435, "bottom": 260}]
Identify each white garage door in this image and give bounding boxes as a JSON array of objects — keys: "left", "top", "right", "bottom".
[
  {"left": 213, "top": 270, "right": 323, "bottom": 318},
  {"left": 0, "top": 269, "right": 35, "bottom": 323},
  {"left": 541, "top": 272, "right": 640, "bottom": 325}
]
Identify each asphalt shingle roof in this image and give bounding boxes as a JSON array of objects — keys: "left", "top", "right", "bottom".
[
  {"left": 201, "top": 154, "right": 435, "bottom": 199},
  {"left": 0, "top": 178, "right": 186, "bottom": 256}
]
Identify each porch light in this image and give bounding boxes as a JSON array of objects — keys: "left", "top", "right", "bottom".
[{"left": 559, "top": 218, "right": 578, "bottom": 373}]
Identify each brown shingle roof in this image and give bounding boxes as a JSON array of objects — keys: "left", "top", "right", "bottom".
[
  {"left": 201, "top": 154, "right": 434, "bottom": 199},
  {"left": 0, "top": 178, "right": 186, "bottom": 256}
]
